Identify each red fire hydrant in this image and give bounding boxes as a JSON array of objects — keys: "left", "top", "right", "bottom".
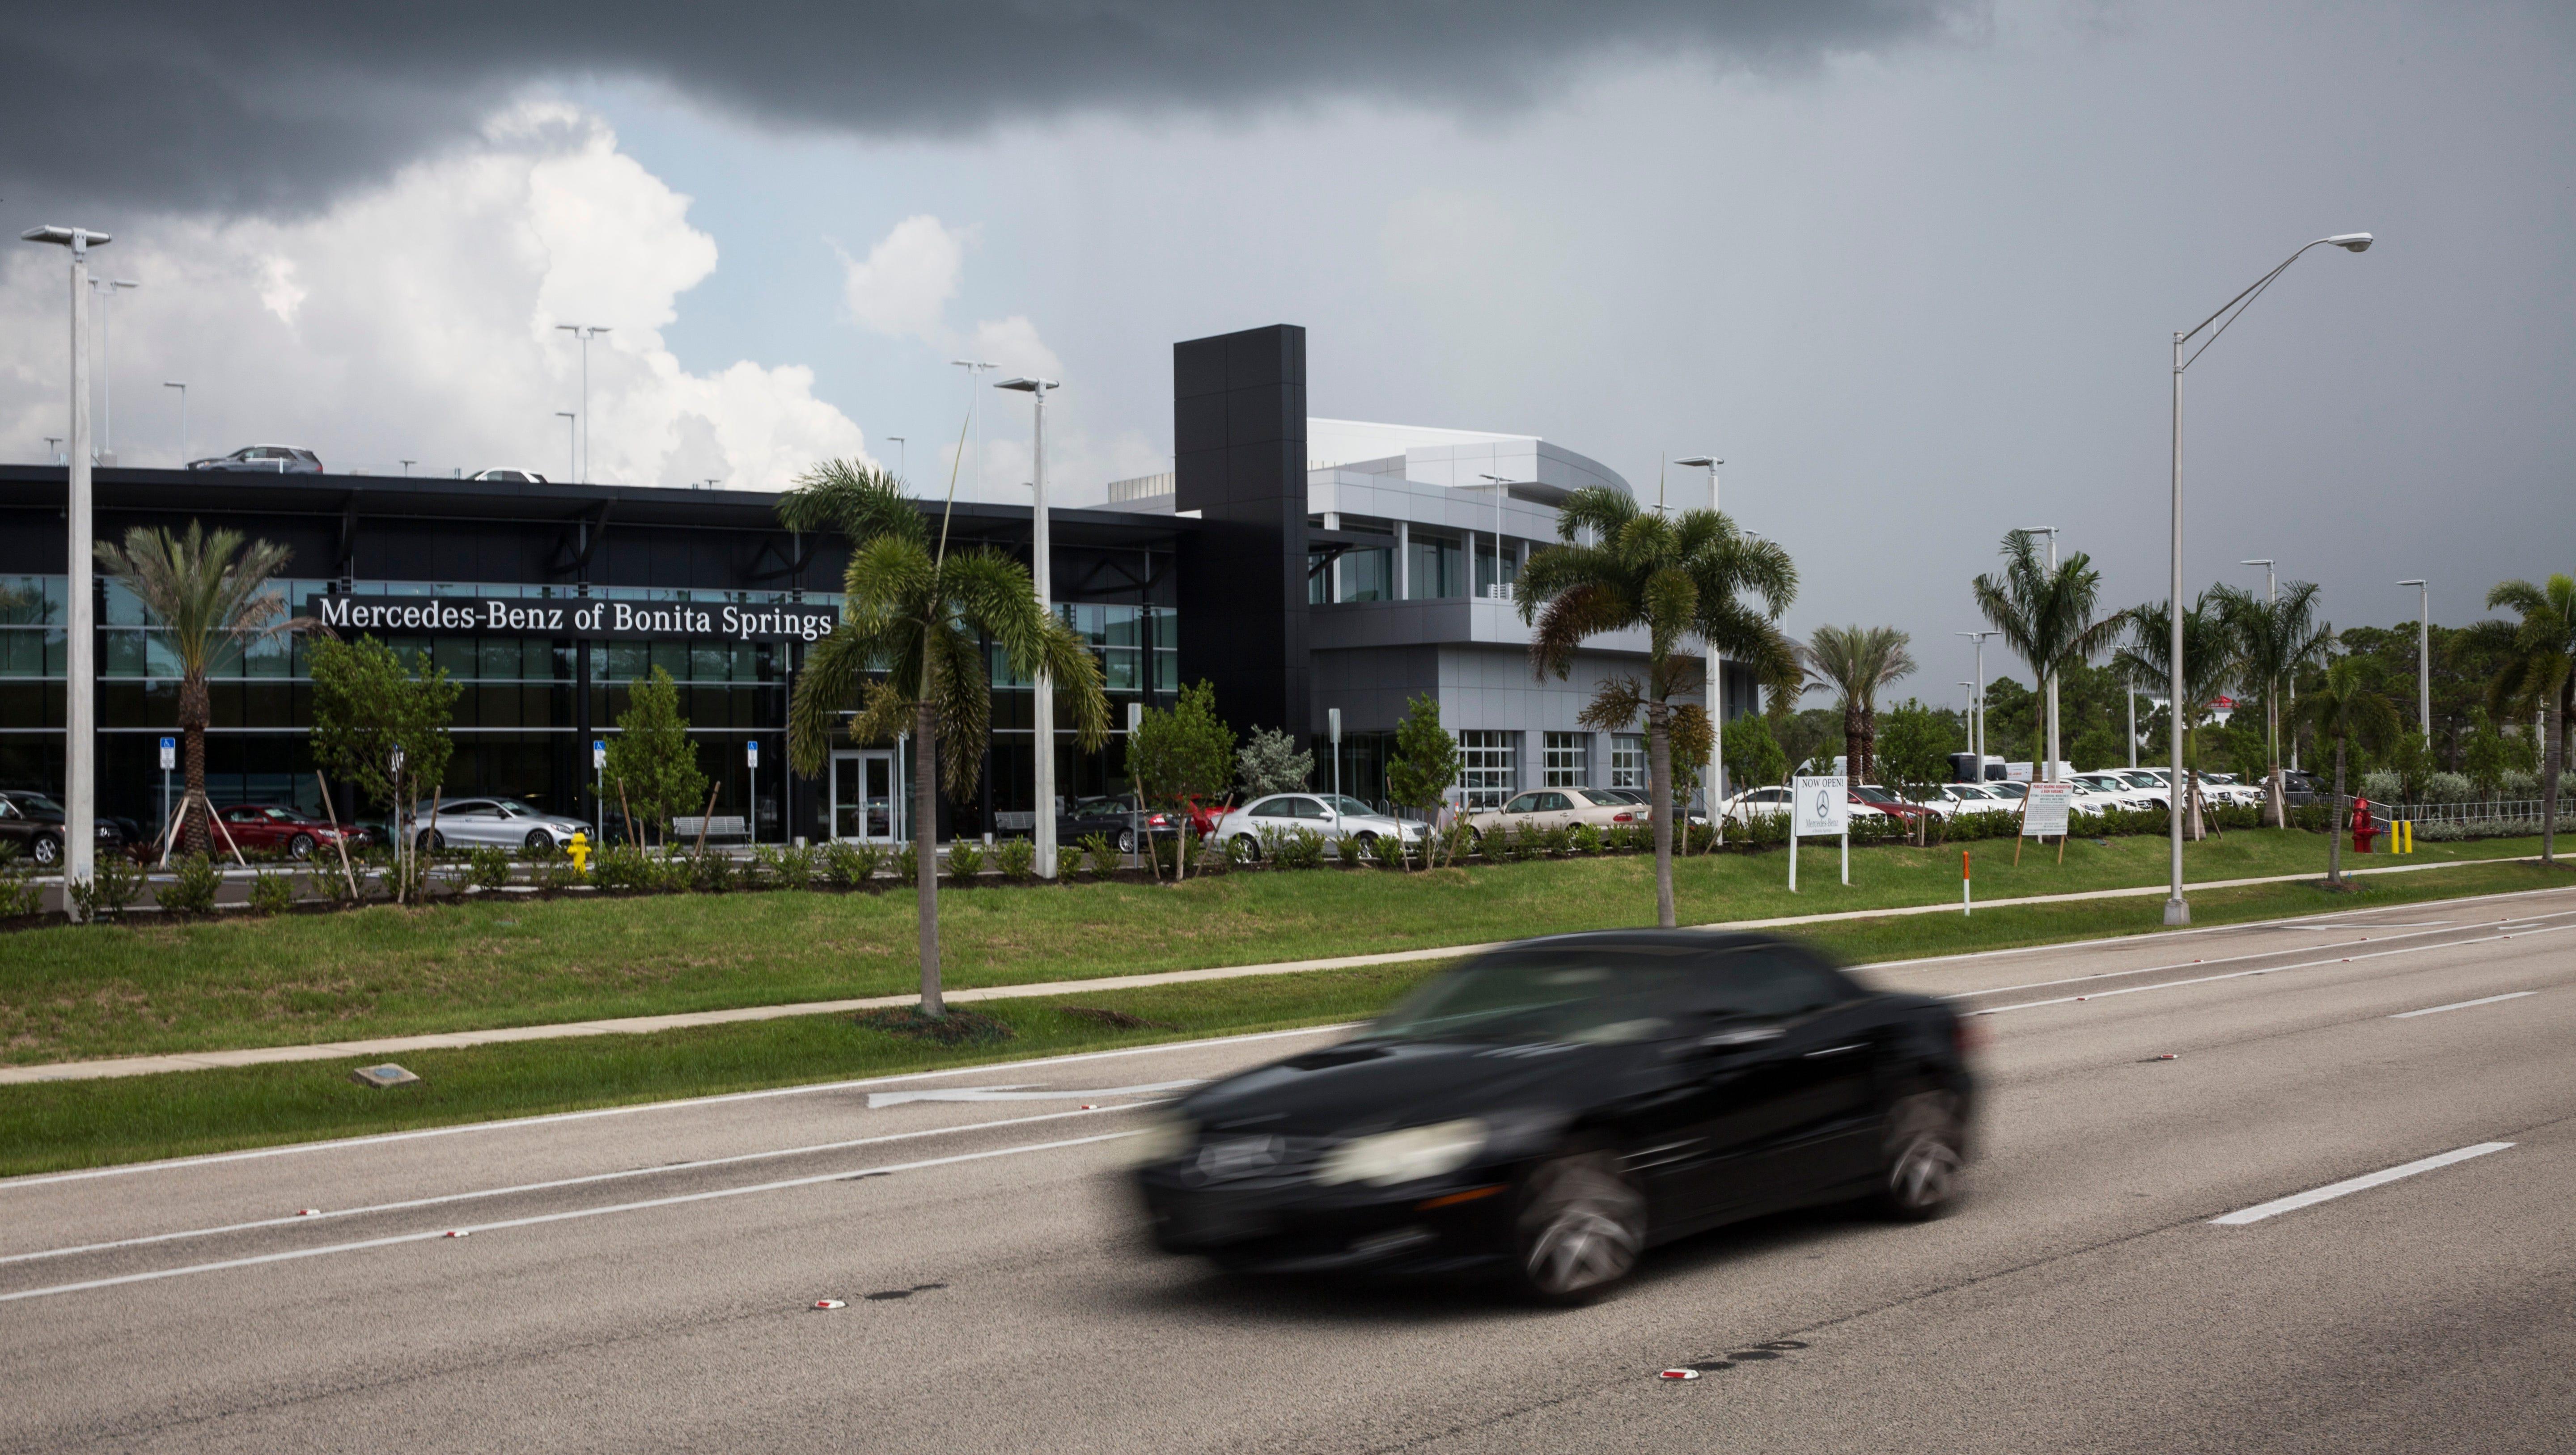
[{"left": 2351, "top": 795, "right": 2378, "bottom": 854}]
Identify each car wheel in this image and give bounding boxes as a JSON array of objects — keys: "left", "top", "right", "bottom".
[
  {"left": 417, "top": 830, "right": 445, "bottom": 853},
  {"left": 1233, "top": 834, "right": 1261, "bottom": 862},
  {"left": 1117, "top": 829, "right": 1137, "bottom": 854},
  {"left": 1874, "top": 1091, "right": 1966, "bottom": 1221},
  {"left": 1511, "top": 1151, "right": 1645, "bottom": 1305},
  {"left": 525, "top": 830, "right": 552, "bottom": 851},
  {"left": 1354, "top": 830, "right": 1377, "bottom": 848},
  {"left": 287, "top": 833, "right": 315, "bottom": 859},
  {"left": 31, "top": 834, "right": 60, "bottom": 867}
]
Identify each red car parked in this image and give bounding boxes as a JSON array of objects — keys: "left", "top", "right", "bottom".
[{"left": 211, "top": 804, "right": 372, "bottom": 859}]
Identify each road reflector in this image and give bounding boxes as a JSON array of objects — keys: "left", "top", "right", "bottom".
[
  {"left": 1657, "top": 1368, "right": 1699, "bottom": 1381},
  {"left": 444, "top": 1230, "right": 470, "bottom": 1238},
  {"left": 294, "top": 1208, "right": 321, "bottom": 1216},
  {"left": 349, "top": 1063, "right": 420, "bottom": 1089},
  {"left": 812, "top": 1299, "right": 847, "bottom": 1310}
]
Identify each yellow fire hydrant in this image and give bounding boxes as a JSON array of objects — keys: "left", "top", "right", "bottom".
[{"left": 569, "top": 830, "right": 591, "bottom": 876}]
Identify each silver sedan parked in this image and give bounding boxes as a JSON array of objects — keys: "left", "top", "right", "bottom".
[
  {"left": 1213, "top": 794, "right": 1425, "bottom": 859},
  {"left": 405, "top": 797, "right": 588, "bottom": 852}
]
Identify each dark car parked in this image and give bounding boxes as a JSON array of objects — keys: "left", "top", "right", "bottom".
[
  {"left": 1133, "top": 930, "right": 1978, "bottom": 1302},
  {"left": 188, "top": 444, "right": 322, "bottom": 474},
  {"left": 0, "top": 790, "right": 127, "bottom": 867},
  {"left": 1058, "top": 793, "right": 1180, "bottom": 854}
]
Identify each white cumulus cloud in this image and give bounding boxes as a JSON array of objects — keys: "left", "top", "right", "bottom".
[
  {"left": 0, "top": 100, "right": 867, "bottom": 490},
  {"left": 840, "top": 214, "right": 969, "bottom": 342}
]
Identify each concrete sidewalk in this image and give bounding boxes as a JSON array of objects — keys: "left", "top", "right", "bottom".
[{"left": 0, "top": 854, "right": 2539, "bottom": 1087}]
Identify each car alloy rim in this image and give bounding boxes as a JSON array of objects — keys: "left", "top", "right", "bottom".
[
  {"left": 1890, "top": 1135, "right": 1960, "bottom": 1210},
  {"left": 34, "top": 838, "right": 58, "bottom": 864},
  {"left": 1528, "top": 1205, "right": 1637, "bottom": 1294}
]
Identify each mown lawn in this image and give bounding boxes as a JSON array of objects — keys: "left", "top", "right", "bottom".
[
  {"left": 0, "top": 829, "right": 2553, "bottom": 1066},
  {"left": 0, "top": 857, "right": 2562, "bottom": 1176}
]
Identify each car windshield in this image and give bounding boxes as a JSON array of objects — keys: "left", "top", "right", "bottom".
[
  {"left": 1988, "top": 782, "right": 2028, "bottom": 799},
  {"left": 497, "top": 801, "right": 538, "bottom": 817},
  {"left": 1071, "top": 795, "right": 1134, "bottom": 814},
  {"left": 1360, "top": 946, "right": 1840, "bottom": 1047},
  {"left": 1854, "top": 786, "right": 1895, "bottom": 803},
  {"left": 1325, "top": 796, "right": 1374, "bottom": 816}
]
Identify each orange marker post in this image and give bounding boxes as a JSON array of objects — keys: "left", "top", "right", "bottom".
[{"left": 1962, "top": 850, "right": 1972, "bottom": 917}]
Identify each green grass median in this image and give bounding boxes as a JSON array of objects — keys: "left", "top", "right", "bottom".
[
  {"left": 0, "top": 854, "right": 2561, "bottom": 1177},
  {"left": 0, "top": 829, "right": 2551, "bottom": 1068}
]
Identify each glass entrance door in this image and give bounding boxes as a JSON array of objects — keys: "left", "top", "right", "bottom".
[{"left": 830, "top": 750, "right": 901, "bottom": 842}]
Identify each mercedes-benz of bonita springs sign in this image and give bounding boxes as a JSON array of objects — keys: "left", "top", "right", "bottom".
[{"left": 308, "top": 593, "right": 842, "bottom": 643}]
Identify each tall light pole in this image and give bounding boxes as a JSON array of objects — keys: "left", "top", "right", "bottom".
[
  {"left": 24, "top": 224, "right": 111, "bottom": 913},
  {"left": 1677, "top": 456, "right": 1726, "bottom": 833},
  {"left": 2398, "top": 579, "right": 2430, "bottom": 738},
  {"left": 2164, "top": 231, "right": 2373, "bottom": 927},
  {"left": 886, "top": 436, "right": 907, "bottom": 482},
  {"left": 163, "top": 382, "right": 186, "bottom": 466},
  {"left": 555, "top": 412, "right": 577, "bottom": 482},
  {"left": 89, "top": 279, "right": 139, "bottom": 463},
  {"left": 951, "top": 361, "right": 998, "bottom": 492},
  {"left": 997, "top": 377, "right": 1060, "bottom": 876},
  {"left": 2240, "top": 558, "right": 2284, "bottom": 778},
  {"left": 554, "top": 325, "right": 610, "bottom": 482},
  {"left": 2017, "top": 526, "right": 2061, "bottom": 781},
  {"left": 1956, "top": 630, "right": 1994, "bottom": 767}
]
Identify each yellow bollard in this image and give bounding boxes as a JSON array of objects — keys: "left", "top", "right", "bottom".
[{"left": 569, "top": 830, "right": 591, "bottom": 876}]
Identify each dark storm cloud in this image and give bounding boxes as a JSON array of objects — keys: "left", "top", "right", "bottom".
[{"left": 0, "top": 1, "right": 1981, "bottom": 214}]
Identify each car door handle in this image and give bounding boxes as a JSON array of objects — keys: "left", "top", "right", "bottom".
[{"left": 1802, "top": 1043, "right": 1868, "bottom": 1059}]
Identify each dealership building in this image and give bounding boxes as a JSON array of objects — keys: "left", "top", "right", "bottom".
[{"left": 0, "top": 324, "right": 1754, "bottom": 843}]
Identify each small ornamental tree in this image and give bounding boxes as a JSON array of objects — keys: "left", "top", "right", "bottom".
[
  {"left": 1126, "top": 680, "right": 1235, "bottom": 881},
  {"left": 1237, "top": 725, "right": 1314, "bottom": 798},
  {"left": 1874, "top": 699, "right": 1953, "bottom": 843},
  {"left": 1722, "top": 709, "right": 1788, "bottom": 792},
  {"left": 604, "top": 666, "right": 708, "bottom": 846},
  {"left": 1385, "top": 694, "right": 1459, "bottom": 869},
  {"left": 309, "top": 634, "right": 459, "bottom": 821}
]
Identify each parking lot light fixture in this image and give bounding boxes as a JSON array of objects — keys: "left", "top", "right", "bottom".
[
  {"left": 2165, "top": 233, "right": 2373, "bottom": 926},
  {"left": 996, "top": 376, "right": 1060, "bottom": 877},
  {"left": 22, "top": 224, "right": 111, "bottom": 912},
  {"left": 2398, "top": 580, "right": 2430, "bottom": 738}
]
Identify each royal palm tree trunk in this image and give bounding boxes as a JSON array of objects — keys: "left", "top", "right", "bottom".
[
  {"left": 1843, "top": 702, "right": 1864, "bottom": 787},
  {"left": 1647, "top": 712, "right": 1676, "bottom": 929},
  {"left": 2544, "top": 682, "right": 2566, "bottom": 868},
  {"left": 914, "top": 698, "right": 944, "bottom": 1017},
  {"left": 2267, "top": 696, "right": 2286, "bottom": 829},
  {"left": 2328, "top": 740, "right": 2346, "bottom": 887},
  {"left": 179, "top": 673, "right": 210, "bottom": 856}
]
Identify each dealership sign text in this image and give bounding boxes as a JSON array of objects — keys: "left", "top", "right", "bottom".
[{"left": 309, "top": 594, "right": 839, "bottom": 643}]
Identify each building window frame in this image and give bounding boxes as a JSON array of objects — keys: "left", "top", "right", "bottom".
[
  {"left": 1457, "top": 729, "right": 1517, "bottom": 810},
  {"left": 1610, "top": 733, "right": 1647, "bottom": 789},
  {"left": 1542, "top": 731, "right": 1588, "bottom": 787}
]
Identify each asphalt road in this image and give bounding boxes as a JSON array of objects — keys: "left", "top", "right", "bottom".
[{"left": 4, "top": 884, "right": 2572, "bottom": 1453}]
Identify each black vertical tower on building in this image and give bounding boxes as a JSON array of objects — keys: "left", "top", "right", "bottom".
[{"left": 1174, "top": 324, "right": 1309, "bottom": 738}]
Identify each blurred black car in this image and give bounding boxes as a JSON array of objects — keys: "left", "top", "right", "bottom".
[
  {"left": 1133, "top": 931, "right": 1978, "bottom": 1302},
  {"left": 0, "top": 789, "right": 128, "bottom": 867}
]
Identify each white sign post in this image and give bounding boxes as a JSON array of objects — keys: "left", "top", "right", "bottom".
[
  {"left": 592, "top": 739, "right": 607, "bottom": 841},
  {"left": 1327, "top": 707, "right": 1342, "bottom": 801},
  {"left": 746, "top": 740, "right": 760, "bottom": 849},
  {"left": 2018, "top": 780, "right": 2073, "bottom": 865},
  {"left": 1790, "top": 775, "right": 1849, "bottom": 892},
  {"left": 158, "top": 736, "right": 175, "bottom": 841}
]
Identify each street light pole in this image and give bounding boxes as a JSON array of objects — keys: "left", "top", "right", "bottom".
[
  {"left": 2398, "top": 579, "right": 2430, "bottom": 738},
  {"left": 554, "top": 325, "right": 610, "bottom": 482},
  {"left": 2017, "top": 526, "right": 2061, "bottom": 782},
  {"left": 1955, "top": 630, "right": 1994, "bottom": 768},
  {"left": 886, "top": 436, "right": 906, "bottom": 482},
  {"left": 90, "top": 279, "right": 138, "bottom": 463},
  {"left": 2241, "top": 558, "right": 2283, "bottom": 783},
  {"left": 23, "top": 224, "right": 111, "bottom": 914},
  {"left": 997, "top": 377, "right": 1060, "bottom": 877},
  {"left": 2164, "top": 232, "right": 2373, "bottom": 928},
  {"left": 556, "top": 412, "right": 577, "bottom": 482},
  {"left": 163, "top": 382, "right": 186, "bottom": 466},
  {"left": 951, "top": 361, "right": 998, "bottom": 493}
]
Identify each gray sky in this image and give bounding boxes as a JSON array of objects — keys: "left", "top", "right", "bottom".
[{"left": 4, "top": 0, "right": 2568, "bottom": 692}]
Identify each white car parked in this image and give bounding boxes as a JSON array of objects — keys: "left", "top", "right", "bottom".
[
  {"left": 2072, "top": 773, "right": 2163, "bottom": 811},
  {"left": 1213, "top": 793, "right": 1425, "bottom": 859},
  {"left": 1715, "top": 785, "right": 1888, "bottom": 829},
  {"left": 1923, "top": 782, "right": 2019, "bottom": 818}
]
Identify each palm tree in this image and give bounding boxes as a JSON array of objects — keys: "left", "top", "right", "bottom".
[
  {"left": 1518, "top": 487, "right": 1798, "bottom": 928},
  {"left": 2213, "top": 580, "right": 2333, "bottom": 827},
  {"left": 1798, "top": 625, "right": 1915, "bottom": 787},
  {"left": 93, "top": 523, "right": 299, "bottom": 856},
  {"left": 2485, "top": 573, "right": 2574, "bottom": 868},
  {"left": 2294, "top": 657, "right": 2402, "bottom": 888},
  {"left": 782, "top": 461, "right": 1108, "bottom": 1016},
  {"left": 1970, "top": 531, "right": 2126, "bottom": 782},
  {"left": 2114, "top": 590, "right": 2241, "bottom": 840}
]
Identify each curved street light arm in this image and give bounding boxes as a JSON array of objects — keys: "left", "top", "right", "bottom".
[{"left": 2179, "top": 236, "right": 2365, "bottom": 369}]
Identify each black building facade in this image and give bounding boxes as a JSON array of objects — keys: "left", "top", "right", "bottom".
[{"left": 0, "top": 467, "right": 1183, "bottom": 842}]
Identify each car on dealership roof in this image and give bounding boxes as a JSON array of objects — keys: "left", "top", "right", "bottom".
[
  {"left": 188, "top": 444, "right": 322, "bottom": 473},
  {"left": 468, "top": 468, "right": 551, "bottom": 483}
]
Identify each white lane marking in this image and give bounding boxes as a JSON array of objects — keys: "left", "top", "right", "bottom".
[
  {"left": 0, "top": 1129, "right": 1140, "bottom": 1303},
  {"left": 1938, "top": 913, "right": 2565, "bottom": 1002},
  {"left": 1970, "top": 923, "right": 2575, "bottom": 1016},
  {"left": 0, "top": 1102, "right": 1165, "bottom": 1268},
  {"left": 1, "top": 1024, "right": 1351, "bottom": 1191},
  {"left": 2390, "top": 991, "right": 2539, "bottom": 1019},
  {"left": 2210, "top": 1142, "right": 2515, "bottom": 1226},
  {"left": 865, "top": 1079, "right": 1199, "bottom": 1109}
]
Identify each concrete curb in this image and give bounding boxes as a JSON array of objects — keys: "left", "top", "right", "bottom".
[{"left": 0, "top": 852, "right": 2545, "bottom": 1087}]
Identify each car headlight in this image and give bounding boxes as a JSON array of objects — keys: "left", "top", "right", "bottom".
[
  {"left": 1126, "top": 1111, "right": 1198, "bottom": 1167},
  {"left": 1313, "top": 1119, "right": 1487, "bottom": 1187}
]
